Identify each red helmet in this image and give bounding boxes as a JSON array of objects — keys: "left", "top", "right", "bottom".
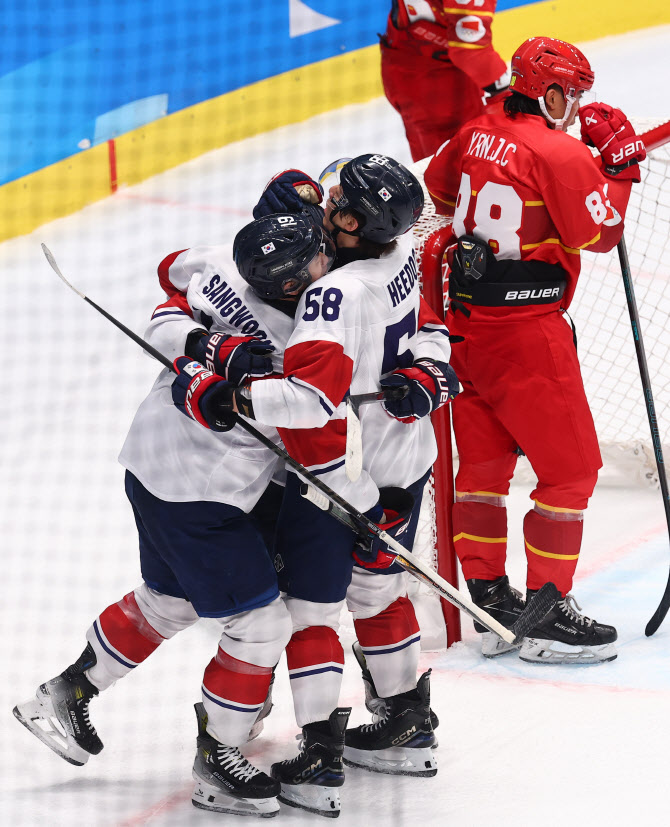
[{"left": 510, "top": 37, "right": 594, "bottom": 101}]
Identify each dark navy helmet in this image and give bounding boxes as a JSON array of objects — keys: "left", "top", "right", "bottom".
[
  {"left": 333, "top": 154, "right": 424, "bottom": 244},
  {"left": 233, "top": 213, "right": 335, "bottom": 300}
]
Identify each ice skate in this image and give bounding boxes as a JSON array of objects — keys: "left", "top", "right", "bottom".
[
  {"left": 191, "top": 703, "right": 280, "bottom": 818},
  {"left": 519, "top": 592, "right": 618, "bottom": 664},
  {"left": 271, "top": 707, "right": 351, "bottom": 819},
  {"left": 13, "top": 643, "right": 103, "bottom": 766},
  {"left": 344, "top": 671, "right": 437, "bottom": 777},
  {"left": 468, "top": 575, "right": 526, "bottom": 657},
  {"left": 351, "top": 642, "right": 439, "bottom": 745}
]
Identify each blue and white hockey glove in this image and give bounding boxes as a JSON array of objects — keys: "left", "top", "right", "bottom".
[
  {"left": 253, "top": 169, "right": 324, "bottom": 219},
  {"left": 186, "top": 331, "right": 274, "bottom": 387},
  {"left": 381, "top": 358, "right": 459, "bottom": 423},
  {"left": 354, "top": 487, "right": 415, "bottom": 570},
  {"left": 172, "top": 357, "right": 237, "bottom": 432}
]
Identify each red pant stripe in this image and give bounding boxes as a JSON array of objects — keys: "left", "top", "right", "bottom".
[
  {"left": 97, "top": 592, "right": 165, "bottom": 664},
  {"left": 203, "top": 647, "right": 273, "bottom": 705},
  {"left": 354, "top": 596, "right": 419, "bottom": 649},
  {"left": 286, "top": 627, "right": 344, "bottom": 672}
]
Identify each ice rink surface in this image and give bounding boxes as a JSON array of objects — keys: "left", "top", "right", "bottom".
[{"left": 1, "top": 24, "right": 670, "bottom": 827}]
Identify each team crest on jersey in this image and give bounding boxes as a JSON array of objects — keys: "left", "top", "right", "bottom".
[
  {"left": 262, "top": 242, "right": 276, "bottom": 255},
  {"left": 455, "top": 15, "right": 486, "bottom": 43},
  {"left": 378, "top": 187, "right": 392, "bottom": 202}
]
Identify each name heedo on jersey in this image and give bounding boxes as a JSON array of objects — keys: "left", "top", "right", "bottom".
[
  {"left": 201, "top": 274, "right": 270, "bottom": 340},
  {"left": 386, "top": 250, "right": 419, "bottom": 308}
]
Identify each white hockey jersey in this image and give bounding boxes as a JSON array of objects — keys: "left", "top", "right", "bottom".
[
  {"left": 251, "top": 232, "right": 452, "bottom": 512},
  {"left": 118, "top": 245, "right": 295, "bottom": 511}
]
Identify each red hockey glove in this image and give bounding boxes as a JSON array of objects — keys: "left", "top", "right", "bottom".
[
  {"left": 171, "top": 357, "right": 237, "bottom": 432},
  {"left": 253, "top": 170, "right": 324, "bottom": 219},
  {"left": 186, "top": 331, "right": 274, "bottom": 386},
  {"left": 354, "top": 488, "right": 415, "bottom": 570},
  {"left": 579, "top": 103, "right": 646, "bottom": 182},
  {"left": 381, "top": 358, "right": 459, "bottom": 423}
]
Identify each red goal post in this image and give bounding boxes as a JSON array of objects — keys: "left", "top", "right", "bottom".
[{"left": 413, "top": 118, "right": 670, "bottom": 648}]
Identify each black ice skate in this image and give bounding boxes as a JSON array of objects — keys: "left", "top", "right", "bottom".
[
  {"left": 271, "top": 707, "right": 351, "bottom": 819},
  {"left": 468, "top": 575, "right": 526, "bottom": 657},
  {"left": 191, "top": 703, "right": 280, "bottom": 818},
  {"left": 519, "top": 592, "right": 618, "bottom": 664},
  {"left": 351, "top": 642, "right": 439, "bottom": 743},
  {"left": 13, "top": 643, "right": 103, "bottom": 766},
  {"left": 344, "top": 671, "right": 437, "bottom": 777}
]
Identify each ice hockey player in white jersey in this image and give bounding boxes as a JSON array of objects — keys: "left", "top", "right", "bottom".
[
  {"left": 175, "top": 154, "right": 459, "bottom": 815},
  {"left": 13, "top": 212, "right": 336, "bottom": 819}
]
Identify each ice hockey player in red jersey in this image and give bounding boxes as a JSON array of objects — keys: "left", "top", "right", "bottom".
[
  {"left": 380, "top": 0, "right": 509, "bottom": 161},
  {"left": 424, "top": 36, "right": 647, "bottom": 664},
  {"left": 176, "top": 155, "right": 458, "bottom": 815},
  {"left": 12, "top": 212, "right": 336, "bottom": 819}
]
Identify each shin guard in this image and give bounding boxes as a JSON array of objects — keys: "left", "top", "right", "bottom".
[
  {"left": 453, "top": 500, "right": 508, "bottom": 581},
  {"left": 524, "top": 509, "right": 583, "bottom": 596}
]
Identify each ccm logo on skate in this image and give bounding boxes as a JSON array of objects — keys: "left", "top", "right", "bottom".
[
  {"left": 505, "top": 287, "right": 561, "bottom": 302},
  {"left": 292, "top": 758, "right": 323, "bottom": 782},
  {"left": 392, "top": 725, "right": 417, "bottom": 746}
]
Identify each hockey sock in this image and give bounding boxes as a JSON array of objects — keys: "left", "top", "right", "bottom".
[
  {"left": 354, "top": 596, "right": 420, "bottom": 698},
  {"left": 453, "top": 500, "right": 508, "bottom": 581},
  {"left": 86, "top": 591, "right": 166, "bottom": 690},
  {"left": 202, "top": 647, "right": 274, "bottom": 747},
  {"left": 286, "top": 627, "right": 344, "bottom": 727},
  {"left": 524, "top": 509, "right": 583, "bottom": 596}
]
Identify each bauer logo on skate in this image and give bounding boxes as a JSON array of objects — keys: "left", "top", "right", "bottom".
[{"left": 466, "top": 132, "right": 517, "bottom": 166}]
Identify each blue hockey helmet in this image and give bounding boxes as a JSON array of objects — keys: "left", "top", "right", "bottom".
[{"left": 233, "top": 213, "right": 335, "bottom": 300}]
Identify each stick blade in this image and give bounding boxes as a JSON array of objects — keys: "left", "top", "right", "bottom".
[
  {"left": 511, "top": 582, "right": 560, "bottom": 644},
  {"left": 41, "top": 244, "right": 84, "bottom": 297},
  {"left": 345, "top": 399, "right": 363, "bottom": 482},
  {"left": 645, "top": 598, "right": 670, "bottom": 637}
]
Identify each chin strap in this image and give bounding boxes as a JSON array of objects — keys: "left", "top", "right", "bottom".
[{"left": 538, "top": 94, "right": 578, "bottom": 131}]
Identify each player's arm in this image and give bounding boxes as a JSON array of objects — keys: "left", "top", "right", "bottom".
[{"left": 424, "top": 137, "right": 461, "bottom": 217}]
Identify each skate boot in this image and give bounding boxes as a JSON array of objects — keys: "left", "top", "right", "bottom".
[
  {"left": 519, "top": 592, "right": 618, "bottom": 664},
  {"left": 13, "top": 643, "right": 103, "bottom": 766},
  {"left": 248, "top": 669, "right": 275, "bottom": 742},
  {"left": 271, "top": 707, "right": 351, "bottom": 819},
  {"left": 191, "top": 703, "right": 280, "bottom": 818},
  {"left": 467, "top": 575, "right": 526, "bottom": 657},
  {"left": 344, "top": 671, "right": 437, "bottom": 777},
  {"left": 351, "top": 642, "right": 439, "bottom": 745}
]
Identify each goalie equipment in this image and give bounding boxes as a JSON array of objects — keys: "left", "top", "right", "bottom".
[
  {"left": 519, "top": 593, "right": 618, "bottom": 664},
  {"left": 191, "top": 703, "right": 280, "bottom": 817},
  {"left": 233, "top": 213, "right": 335, "bottom": 301},
  {"left": 12, "top": 643, "right": 103, "bottom": 766},
  {"left": 271, "top": 707, "right": 351, "bottom": 819},
  {"left": 332, "top": 154, "right": 424, "bottom": 244},
  {"left": 343, "top": 671, "right": 437, "bottom": 777},
  {"left": 467, "top": 576, "right": 526, "bottom": 658}
]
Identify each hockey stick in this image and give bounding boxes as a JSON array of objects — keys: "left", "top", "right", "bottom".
[
  {"left": 615, "top": 239, "right": 670, "bottom": 636},
  {"left": 42, "top": 243, "right": 558, "bottom": 643},
  {"left": 345, "top": 387, "right": 408, "bottom": 483}
]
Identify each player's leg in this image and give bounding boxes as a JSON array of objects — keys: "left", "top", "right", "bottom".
[
  {"left": 269, "top": 472, "right": 355, "bottom": 817},
  {"left": 13, "top": 471, "right": 202, "bottom": 765},
  {"left": 343, "top": 471, "right": 437, "bottom": 776},
  {"left": 468, "top": 313, "right": 615, "bottom": 663},
  {"left": 449, "top": 364, "right": 526, "bottom": 656}
]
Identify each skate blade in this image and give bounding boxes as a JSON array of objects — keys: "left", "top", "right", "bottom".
[
  {"left": 278, "top": 783, "right": 341, "bottom": 819},
  {"left": 519, "top": 638, "right": 618, "bottom": 665},
  {"left": 481, "top": 632, "right": 521, "bottom": 659},
  {"left": 343, "top": 745, "right": 437, "bottom": 777},
  {"left": 13, "top": 694, "right": 90, "bottom": 766},
  {"left": 192, "top": 774, "right": 279, "bottom": 818}
]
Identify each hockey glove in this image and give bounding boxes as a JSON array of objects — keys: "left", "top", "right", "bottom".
[
  {"left": 579, "top": 103, "right": 646, "bottom": 182},
  {"left": 354, "top": 487, "right": 415, "bottom": 570},
  {"left": 186, "top": 330, "right": 274, "bottom": 386},
  {"left": 253, "top": 169, "right": 324, "bottom": 219},
  {"left": 171, "top": 357, "right": 237, "bottom": 432},
  {"left": 381, "top": 358, "right": 459, "bottom": 423}
]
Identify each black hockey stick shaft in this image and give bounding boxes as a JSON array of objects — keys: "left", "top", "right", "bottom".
[
  {"left": 616, "top": 239, "right": 670, "bottom": 636},
  {"left": 43, "top": 244, "right": 556, "bottom": 640}
]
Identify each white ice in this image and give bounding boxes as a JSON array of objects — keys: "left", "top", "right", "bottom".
[{"left": 1, "top": 25, "right": 670, "bottom": 827}]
